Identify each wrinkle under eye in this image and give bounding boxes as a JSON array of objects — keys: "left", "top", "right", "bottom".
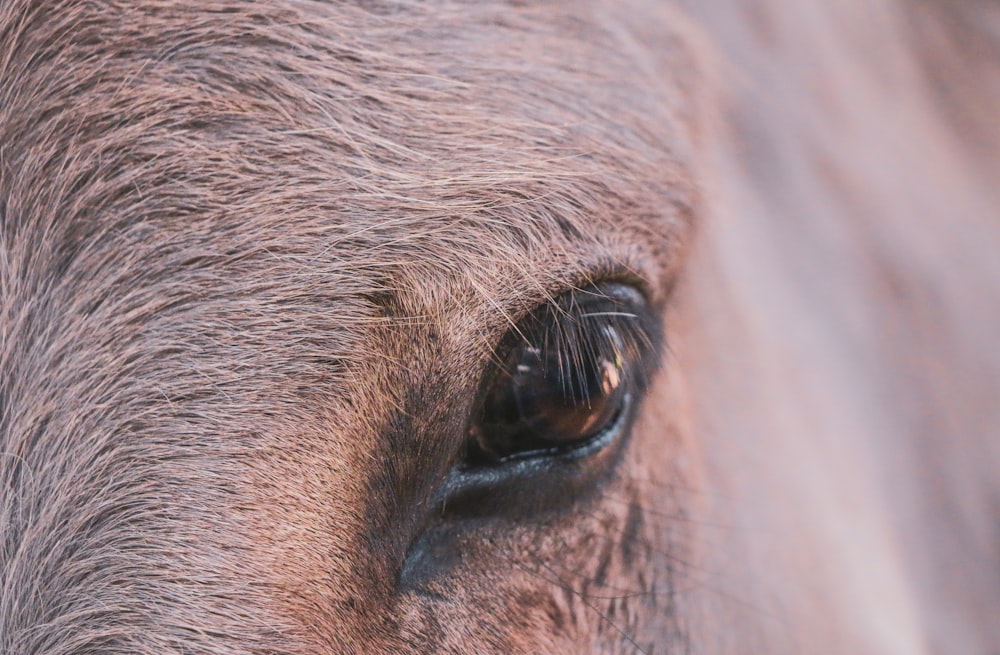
[{"left": 465, "top": 283, "right": 658, "bottom": 465}]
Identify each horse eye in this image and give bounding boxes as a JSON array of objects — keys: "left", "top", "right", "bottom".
[{"left": 467, "top": 283, "right": 655, "bottom": 464}]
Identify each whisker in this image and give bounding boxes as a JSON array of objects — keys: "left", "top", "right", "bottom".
[{"left": 501, "top": 554, "right": 653, "bottom": 655}]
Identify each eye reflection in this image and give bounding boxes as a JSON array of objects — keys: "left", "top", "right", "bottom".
[{"left": 467, "top": 284, "right": 656, "bottom": 464}]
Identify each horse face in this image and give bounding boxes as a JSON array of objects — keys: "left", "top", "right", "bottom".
[
  {"left": 0, "top": 2, "right": 706, "bottom": 652},
  {"left": 2, "top": 1, "right": 999, "bottom": 654}
]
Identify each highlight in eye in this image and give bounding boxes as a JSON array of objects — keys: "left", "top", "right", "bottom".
[{"left": 466, "top": 283, "right": 659, "bottom": 464}]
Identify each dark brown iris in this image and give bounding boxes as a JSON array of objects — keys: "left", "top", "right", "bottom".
[{"left": 468, "top": 284, "right": 654, "bottom": 463}]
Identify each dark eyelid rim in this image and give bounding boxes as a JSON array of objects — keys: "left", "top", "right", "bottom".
[{"left": 435, "top": 391, "right": 639, "bottom": 520}]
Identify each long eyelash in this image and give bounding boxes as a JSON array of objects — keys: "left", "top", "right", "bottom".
[{"left": 537, "top": 290, "right": 659, "bottom": 406}]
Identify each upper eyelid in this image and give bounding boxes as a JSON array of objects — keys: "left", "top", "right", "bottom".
[
  {"left": 576, "top": 311, "right": 639, "bottom": 319},
  {"left": 486, "top": 282, "right": 655, "bottom": 367},
  {"left": 498, "top": 264, "right": 653, "bottom": 329}
]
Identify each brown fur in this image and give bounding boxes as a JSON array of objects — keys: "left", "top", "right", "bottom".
[{"left": 1, "top": 1, "right": 997, "bottom": 654}]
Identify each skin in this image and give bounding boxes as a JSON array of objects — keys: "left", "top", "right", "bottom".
[{"left": 0, "top": 1, "right": 997, "bottom": 654}]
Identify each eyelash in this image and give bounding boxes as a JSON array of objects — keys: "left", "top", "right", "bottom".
[
  {"left": 536, "top": 302, "right": 655, "bottom": 403},
  {"left": 465, "top": 283, "right": 662, "bottom": 465}
]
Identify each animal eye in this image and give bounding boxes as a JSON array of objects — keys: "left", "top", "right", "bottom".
[{"left": 467, "top": 283, "right": 657, "bottom": 464}]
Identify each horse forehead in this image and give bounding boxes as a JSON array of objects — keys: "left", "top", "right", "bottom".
[
  {"left": 2, "top": 2, "right": 700, "bottom": 341},
  {"left": 0, "top": 1, "right": 700, "bottom": 433}
]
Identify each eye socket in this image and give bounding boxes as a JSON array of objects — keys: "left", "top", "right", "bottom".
[{"left": 466, "top": 283, "right": 657, "bottom": 465}]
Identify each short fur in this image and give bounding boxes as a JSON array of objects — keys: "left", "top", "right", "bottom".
[{"left": 1, "top": 1, "right": 998, "bottom": 654}]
